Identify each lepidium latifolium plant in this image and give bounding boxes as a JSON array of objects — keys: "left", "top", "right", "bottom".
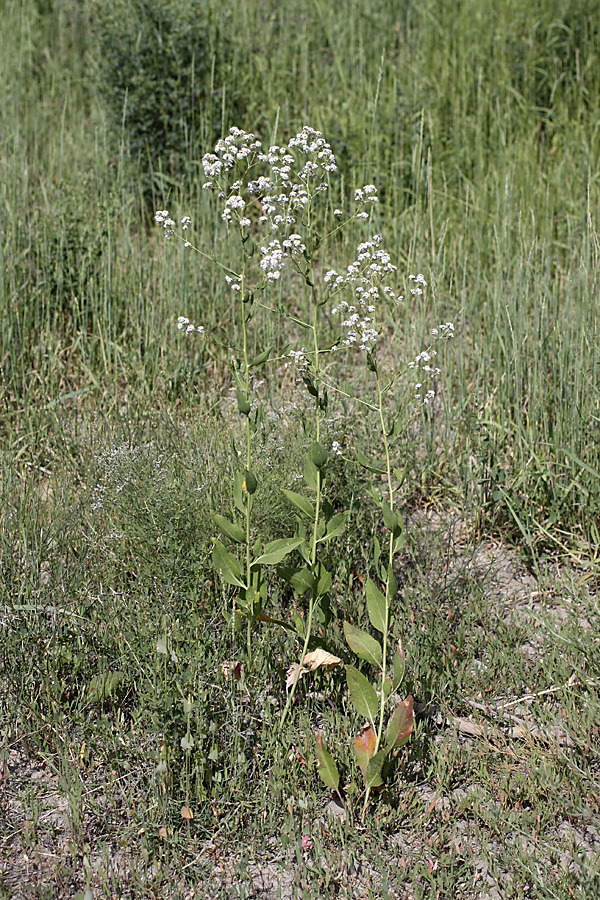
[
  {"left": 156, "top": 128, "right": 454, "bottom": 772},
  {"left": 155, "top": 127, "right": 380, "bottom": 684}
]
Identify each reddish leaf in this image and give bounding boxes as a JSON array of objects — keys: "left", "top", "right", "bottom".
[
  {"left": 386, "top": 696, "right": 414, "bottom": 749},
  {"left": 353, "top": 724, "right": 377, "bottom": 779}
]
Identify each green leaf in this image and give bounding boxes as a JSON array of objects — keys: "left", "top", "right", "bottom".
[
  {"left": 213, "top": 513, "right": 245, "bottom": 544},
  {"left": 304, "top": 455, "right": 319, "bottom": 491},
  {"left": 233, "top": 471, "right": 246, "bottom": 516},
  {"left": 388, "top": 569, "right": 398, "bottom": 604},
  {"left": 345, "top": 665, "right": 379, "bottom": 724},
  {"left": 248, "top": 345, "right": 272, "bottom": 368},
  {"left": 320, "top": 511, "right": 349, "bottom": 543},
  {"left": 213, "top": 540, "right": 246, "bottom": 589},
  {"left": 365, "top": 749, "right": 386, "bottom": 787},
  {"left": 391, "top": 651, "right": 405, "bottom": 691},
  {"left": 382, "top": 500, "right": 397, "bottom": 531},
  {"left": 343, "top": 622, "right": 382, "bottom": 668},
  {"left": 311, "top": 440, "right": 328, "bottom": 469},
  {"left": 253, "top": 537, "right": 304, "bottom": 566},
  {"left": 277, "top": 565, "right": 315, "bottom": 595},
  {"left": 385, "top": 696, "right": 414, "bottom": 751},
  {"left": 356, "top": 448, "right": 386, "bottom": 474},
  {"left": 236, "top": 388, "right": 251, "bottom": 415},
  {"left": 315, "top": 733, "right": 340, "bottom": 791},
  {"left": 281, "top": 489, "right": 314, "bottom": 520},
  {"left": 365, "top": 579, "right": 387, "bottom": 634},
  {"left": 156, "top": 639, "right": 168, "bottom": 655},
  {"left": 302, "top": 372, "right": 319, "bottom": 397},
  {"left": 316, "top": 563, "right": 332, "bottom": 597},
  {"left": 373, "top": 536, "right": 381, "bottom": 568}
]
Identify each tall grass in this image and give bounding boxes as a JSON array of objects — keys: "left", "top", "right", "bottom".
[{"left": 2, "top": 0, "right": 597, "bottom": 557}]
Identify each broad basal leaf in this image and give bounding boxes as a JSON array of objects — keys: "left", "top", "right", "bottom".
[
  {"left": 365, "top": 749, "right": 386, "bottom": 788},
  {"left": 353, "top": 724, "right": 377, "bottom": 780},
  {"left": 343, "top": 622, "right": 382, "bottom": 668},
  {"left": 319, "top": 511, "right": 349, "bottom": 543},
  {"left": 385, "top": 696, "right": 414, "bottom": 750}
]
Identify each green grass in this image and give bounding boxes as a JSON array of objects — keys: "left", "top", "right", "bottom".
[{"left": 1, "top": 0, "right": 599, "bottom": 897}]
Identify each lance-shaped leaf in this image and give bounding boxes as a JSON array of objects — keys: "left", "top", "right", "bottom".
[
  {"left": 365, "top": 579, "right": 387, "bottom": 634},
  {"left": 353, "top": 724, "right": 377, "bottom": 780},
  {"left": 319, "top": 511, "right": 349, "bottom": 543},
  {"left": 355, "top": 448, "right": 386, "bottom": 474},
  {"left": 213, "top": 540, "right": 246, "bottom": 589},
  {"left": 391, "top": 650, "right": 405, "bottom": 692},
  {"left": 345, "top": 665, "right": 379, "bottom": 724},
  {"left": 281, "top": 489, "right": 314, "bottom": 520},
  {"left": 233, "top": 471, "right": 247, "bottom": 516},
  {"left": 255, "top": 611, "right": 300, "bottom": 635},
  {"left": 248, "top": 345, "right": 272, "bottom": 368},
  {"left": 213, "top": 513, "right": 245, "bottom": 544},
  {"left": 385, "top": 696, "right": 414, "bottom": 751},
  {"left": 382, "top": 499, "right": 397, "bottom": 531},
  {"left": 316, "top": 564, "right": 332, "bottom": 597},
  {"left": 303, "top": 455, "right": 319, "bottom": 491},
  {"left": 343, "top": 622, "right": 382, "bottom": 668},
  {"left": 365, "top": 749, "right": 386, "bottom": 788},
  {"left": 315, "top": 733, "right": 340, "bottom": 792},
  {"left": 277, "top": 565, "right": 315, "bottom": 595},
  {"left": 253, "top": 537, "right": 304, "bottom": 566}
]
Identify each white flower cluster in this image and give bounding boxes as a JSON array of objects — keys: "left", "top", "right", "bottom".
[
  {"left": 408, "top": 347, "right": 440, "bottom": 405},
  {"left": 155, "top": 209, "right": 176, "bottom": 240},
  {"left": 198, "top": 126, "right": 336, "bottom": 250},
  {"left": 201, "top": 127, "right": 261, "bottom": 182},
  {"left": 287, "top": 126, "right": 337, "bottom": 178},
  {"left": 330, "top": 234, "right": 398, "bottom": 351},
  {"left": 408, "top": 273, "right": 427, "bottom": 295},
  {"left": 286, "top": 347, "right": 309, "bottom": 372},
  {"left": 430, "top": 322, "right": 455, "bottom": 338},
  {"left": 155, "top": 211, "right": 194, "bottom": 246},
  {"left": 259, "top": 234, "right": 307, "bottom": 282},
  {"left": 177, "top": 316, "right": 205, "bottom": 336}
]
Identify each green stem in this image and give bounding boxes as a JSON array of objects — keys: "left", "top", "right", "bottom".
[
  {"left": 239, "top": 256, "right": 254, "bottom": 669},
  {"left": 362, "top": 372, "right": 395, "bottom": 823},
  {"left": 281, "top": 221, "right": 325, "bottom": 726}
]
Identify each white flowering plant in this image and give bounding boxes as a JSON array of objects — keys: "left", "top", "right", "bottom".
[{"left": 156, "top": 125, "right": 453, "bottom": 813}]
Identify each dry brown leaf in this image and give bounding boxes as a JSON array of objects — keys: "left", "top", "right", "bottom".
[
  {"left": 302, "top": 649, "right": 341, "bottom": 672},
  {"left": 221, "top": 660, "right": 243, "bottom": 680},
  {"left": 286, "top": 662, "right": 308, "bottom": 691},
  {"left": 181, "top": 805, "right": 193, "bottom": 820}
]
